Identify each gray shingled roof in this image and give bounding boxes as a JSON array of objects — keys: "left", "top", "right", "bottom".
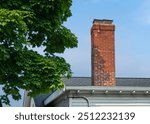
[
  {"left": 62, "top": 77, "right": 150, "bottom": 87},
  {"left": 34, "top": 77, "right": 150, "bottom": 106}
]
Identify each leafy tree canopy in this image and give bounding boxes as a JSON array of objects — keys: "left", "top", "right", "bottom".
[{"left": 0, "top": 0, "right": 77, "bottom": 106}]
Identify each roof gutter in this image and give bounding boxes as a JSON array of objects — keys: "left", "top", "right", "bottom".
[{"left": 44, "top": 86, "right": 150, "bottom": 106}]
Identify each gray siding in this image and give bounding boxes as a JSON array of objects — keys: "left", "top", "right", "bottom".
[
  {"left": 70, "top": 98, "right": 88, "bottom": 107},
  {"left": 49, "top": 97, "right": 69, "bottom": 107},
  {"left": 69, "top": 95, "right": 150, "bottom": 107}
]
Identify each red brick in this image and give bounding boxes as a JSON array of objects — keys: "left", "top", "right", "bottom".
[{"left": 91, "top": 19, "right": 116, "bottom": 86}]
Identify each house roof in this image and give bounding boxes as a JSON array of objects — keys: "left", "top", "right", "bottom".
[
  {"left": 44, "top": 86, "right": 150, "bottom": 106},
  {"left": 63, "top": 77, "right": 150, "bottom": 87},
  {"left": 34, "top": 77, "right": 150, "bottom": 106},
  {"left": 34, "top": 77, "right": 150, "bottom": 107}
]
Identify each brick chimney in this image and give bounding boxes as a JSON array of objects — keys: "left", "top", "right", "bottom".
[{"left": 91, "top": 19, "right": 116, "bottom": 86}]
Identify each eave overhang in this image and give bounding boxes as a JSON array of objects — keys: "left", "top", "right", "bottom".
[{"left": 44, "top": 86, "right": 150, "bottom": 106}]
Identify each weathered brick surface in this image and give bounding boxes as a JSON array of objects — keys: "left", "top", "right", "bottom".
[{"left": 91, "top": 21, "right": 116, "bottom": 86}]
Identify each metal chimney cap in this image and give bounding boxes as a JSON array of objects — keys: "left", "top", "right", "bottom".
[{"left": 93, "top": 19, "right": 113, "bottom": 24}]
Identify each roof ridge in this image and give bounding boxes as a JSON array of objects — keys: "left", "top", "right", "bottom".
[
  {"left": 116, "top": 77, "right": 150, "bottom": 79},
  {"left": 63, "top": 77, "right": 150, "bottom": 79},
  {"left": 63, "top": 76, "right": 91, "bottom": 78}
]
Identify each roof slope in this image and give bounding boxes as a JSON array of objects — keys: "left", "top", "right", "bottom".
[{"left": 63, "top": 77, "right": 150, "bottom": 87}]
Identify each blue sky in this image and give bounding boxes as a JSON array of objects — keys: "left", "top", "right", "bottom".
[
  {"left": 62, "top": 0, "right": 150, "bottom": 77},
  {"left": 2, "top": 0, "right": 150, "bottom": 106}
]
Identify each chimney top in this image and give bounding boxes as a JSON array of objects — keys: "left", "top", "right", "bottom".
[{"left": 93, "top": 19, "right": 113, "bottom": 24}]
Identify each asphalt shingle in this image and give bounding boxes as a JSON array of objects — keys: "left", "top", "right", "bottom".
[{"left": 63, "top": 77, "right": 150, "bottom": 87}]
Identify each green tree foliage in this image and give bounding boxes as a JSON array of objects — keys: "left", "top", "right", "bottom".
[{"left": 0, "top": 0, "right": 78, "bottom": 106}]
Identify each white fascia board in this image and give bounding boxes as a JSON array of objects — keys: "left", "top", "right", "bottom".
[
  {"left": 44, "top": 88, "right": 65, "bottom": 106},
  {"left": 65, "top": 86, "right": 150, "bottom": 92}
]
